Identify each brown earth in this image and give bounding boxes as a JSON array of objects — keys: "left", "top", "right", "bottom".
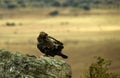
[{"left": 0, "top": 9, "right": 120, "bottom": 78}]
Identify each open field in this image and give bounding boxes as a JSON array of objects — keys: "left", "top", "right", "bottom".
[{"left": 0, "top": 9, "right": 120, "bottom": 78}]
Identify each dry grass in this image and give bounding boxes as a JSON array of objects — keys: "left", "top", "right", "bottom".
[{"left": 0, "top": 9, "right": 120, "bottom": 78}]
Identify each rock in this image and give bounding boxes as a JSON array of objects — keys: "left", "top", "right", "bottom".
[{"left": 0, "top": 49, "right": 72, "bottom": 78}]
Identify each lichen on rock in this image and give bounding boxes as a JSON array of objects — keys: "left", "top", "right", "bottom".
[{"left": 0, "top": 49, "right": 72, "bottom": 78}]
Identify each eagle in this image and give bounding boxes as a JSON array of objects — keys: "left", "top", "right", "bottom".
[{"left": 37, "top": 32, "right": 68, "bottom": 59}]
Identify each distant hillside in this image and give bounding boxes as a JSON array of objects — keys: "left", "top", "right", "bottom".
[{"left": 0, "top": 0, "right": 120, "bottom": 9}]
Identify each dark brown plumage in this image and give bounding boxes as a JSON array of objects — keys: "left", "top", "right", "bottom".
[{"left": 37, "top": 32, "right": 68, "bottom": 59}]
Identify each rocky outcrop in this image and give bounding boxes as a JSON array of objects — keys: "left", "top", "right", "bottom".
[{"left": 0, "top": 49, "right": 72, "bottom": 78}]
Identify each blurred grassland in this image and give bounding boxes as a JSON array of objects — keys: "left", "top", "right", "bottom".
[{"left": 0, "top": 8, "right": 120, "bottom": 78}]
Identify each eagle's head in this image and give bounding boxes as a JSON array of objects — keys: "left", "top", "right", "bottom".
[{"left": 39, "top": 32, "right": 48, "bottom": 39}]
